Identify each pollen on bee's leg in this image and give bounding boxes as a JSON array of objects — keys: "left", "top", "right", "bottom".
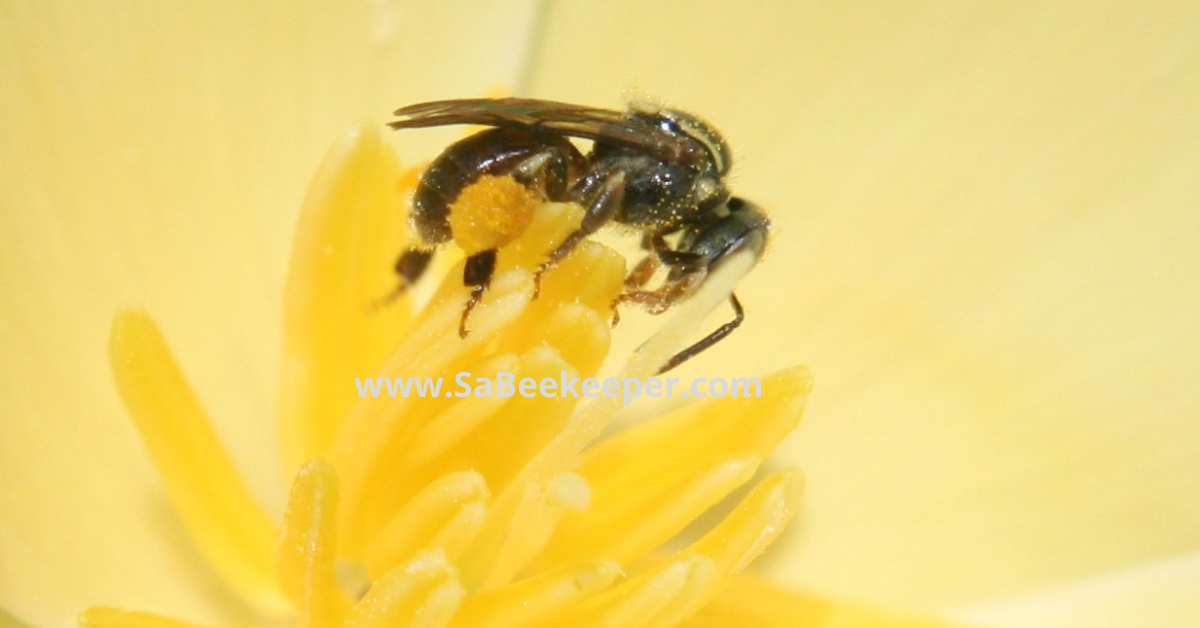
[
  {"left": 108, "top": 309, "right": 287, "bottom": 613},
  {"left": 449, "top": 175, "right": 540, "bottom": 254}
]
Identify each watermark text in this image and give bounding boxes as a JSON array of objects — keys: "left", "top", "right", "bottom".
[{"left": 354, "top": 372, "right": 760, "bottom": 405}]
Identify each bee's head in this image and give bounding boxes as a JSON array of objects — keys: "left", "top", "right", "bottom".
[
  {"left": 653, "top": 107, "right": 733, "bottom": 178},
  {"left": 640, "top": 106, "right": 732, "bottom": 212}
]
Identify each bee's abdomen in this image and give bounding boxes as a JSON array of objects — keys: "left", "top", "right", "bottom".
[{"left": 410, "top": 128, "right": 581, "bottom": 245}]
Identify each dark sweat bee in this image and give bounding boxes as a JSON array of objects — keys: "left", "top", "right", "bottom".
[{"left": 387, "top": 98, "right": 770, "bottom": 372}]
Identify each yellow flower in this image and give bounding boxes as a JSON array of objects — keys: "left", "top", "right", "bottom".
[
  {"left": 3, "top": 2, "right": 1199, "bottom": 627},
  {"left": 82, "top": 122, "right": 826, "bottom": 628}
]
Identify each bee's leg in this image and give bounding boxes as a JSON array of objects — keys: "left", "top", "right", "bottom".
[
  {"left": 374, "top": 248, "right": 434, "bottom": 309},
  {"left": 657, "top": 294, "right": 745, "bottom": 374},
  {"left": 617, "top": 247, "right": 744, "bottom": 372},
  {"left": 625, "top": 234, "right": 669, "bottom": 289},
  {"left": 627, "top": 198, "right": 769, "bottom": 371},
  {"left": 459, "top": 248, "right": 497, "bottom": 338},
  {"left": 611, "top": 252, "right": 661, "bottom": 327},
  {"left": 533, "top": 171, "right": 628, "bottom": 297},
  {"left": 509, "top": 149, "right": 572, "bottom": 199},
  {"left": 397, "top": 248, "right": 435, "bottom": 284},
  {"left": 625, "top": 256, "right": 661, "bottom": 289},
  {"left": 616, "top": 269, "right": 705, "bottom": 315},
  {"left": 656, "top": 249, "right": 707, "bottom": 278},
  {"left": 612, "top": 238, "right": 706, "bottom": 325}
]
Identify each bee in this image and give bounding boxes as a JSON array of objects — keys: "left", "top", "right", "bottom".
[{"left": 388, "top": 98, "right": 770, "bottom": 372}]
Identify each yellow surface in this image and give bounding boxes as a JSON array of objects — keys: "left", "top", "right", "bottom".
[
  {"left": 448, "top": 175, "right": 540, "bottom": 254},
  {"left": 526, "top": 0, "right": 1200, "bottom": 610},
  {"left": 109, "top": 309, "right": 286, "bottom": 613},
  {"left": 3, "top": 1, "right": 1199, "bottom": 627}
]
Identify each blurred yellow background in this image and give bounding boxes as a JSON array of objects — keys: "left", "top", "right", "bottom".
[{"left": 2, "top": 1, "right": 1197, "bottom": 626}]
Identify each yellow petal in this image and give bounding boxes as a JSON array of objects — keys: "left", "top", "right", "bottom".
[
  {"left": 542, "top": 367, "right": 810, "bottom": 566},
  {"left": 459, "top": 471, "right": 591, "bottom": 591},
  {"left": 1, "top": 1, "right": 545, "bottom": 623},
  {"left": 279, "top": 124, "right": 409, "bottom": 474},
  {"left": 553, "top": 554, "right": 715, "bottom": 628},
  {"left": 961, "top": 550, "right": 1200, "bottom": 627},
  {"left": 109, "top": 309, "right": 285, "bottom": 612},
  {"left": 492, "top": 250, "right": 763, "bottom": 535},
  {"left": 79, "top": 608, "right": 216, "bottom": 628},
  {"left": 330, "top": 268, "right": 534, "bottom": 555},
  {"left": 448, "top": 560, "right": 621, "bottom": 628},
  {"left": 0, "top": 610, "right": 31, "bottom": 628},
  {"left": 346, "top": 551, "right": 463, "bottom": 628},
  {"left": 544, "top": 456, "right": 761, "bottom": 568},
  {"left": 363, "top": 471, "right": 491, "bottom": 580},
  {"left": 527, "top": 0, "right": 1200, "bottom": 608},
  {"left": 278, "top": 459, "right": 344, "bottom": 628},
  {"left": 687, "top": 468, "right": 805, "bottom": 581},
  {"left": 685, "top": 573, "right": 973, "bottom": 628}
]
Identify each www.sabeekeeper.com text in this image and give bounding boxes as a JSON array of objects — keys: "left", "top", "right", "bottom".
[{"left": 355, "top": 372, "right": 761, "bottom": 405}]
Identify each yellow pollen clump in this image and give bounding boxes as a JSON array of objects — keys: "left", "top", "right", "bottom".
[{"left": 448, "top": 175, "right": 540, "bottom": 254}]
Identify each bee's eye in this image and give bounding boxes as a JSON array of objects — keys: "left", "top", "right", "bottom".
[{"left": 661, "top": 110, "right": 732, "bottom": 177}]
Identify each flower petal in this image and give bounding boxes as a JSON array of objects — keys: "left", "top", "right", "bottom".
[
  {"left": 363, "top": 471, "right": 491, "bottom": 580},
  {"left": 278, "top": 459, "right": 345, "bottom": 628},
  {"left": 79, "top": 607, "right": 219, "bottom": 628},
  {"left": 347, "top": 551, "right": 463, "bottom": 628},
  {"left": 960, "top": 550, "right": 1200, "bottom": 627},
  {"left": 685, "top": 574, "right": 973, "bottom": 628},
  {"left": 1, "top": 0, "right": 546, "bottom": 622},
  {"left": 279, "top": 124, "right": 410, "bottom": 473},
  {"left": 542, "top": 367, "right": 811, "bottom": 566},
  {"left": 447, "top": 560, "right": 621, "bottom": 628},
  {"left": 525, "top": 0, "right": 1200, "bottom": 607},
  {"left": 555, "top": 554, "right": 716, "bottom": 628},
  {"left": 109, "top": 309, "right": 285, "bottom": 612}
]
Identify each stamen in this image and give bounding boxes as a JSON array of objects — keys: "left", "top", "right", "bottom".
[
  {"left": 278, "top": 459, "right": 344, "bottom": 628},
  {"left": 280, "top": 124, "right": 410, "bottom": 473},
  {"left": 109, "top": 309, "right": 285, "bottom": 612}
]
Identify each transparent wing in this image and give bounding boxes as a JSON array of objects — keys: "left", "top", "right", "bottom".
[{"left": 390, "top": 98, "right": 684, "bottom": 160}]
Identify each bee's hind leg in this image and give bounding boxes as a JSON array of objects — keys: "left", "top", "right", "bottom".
[
  {"left": 459, "top": 249, "right": 497, "bottom": 338},
  {"left": 374, "top": 248, "right": 434, "bottom": 309}
]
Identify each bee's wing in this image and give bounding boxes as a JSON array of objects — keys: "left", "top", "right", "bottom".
[{"left": 390, "top": 98, "right": 683, "bottom": 160}]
